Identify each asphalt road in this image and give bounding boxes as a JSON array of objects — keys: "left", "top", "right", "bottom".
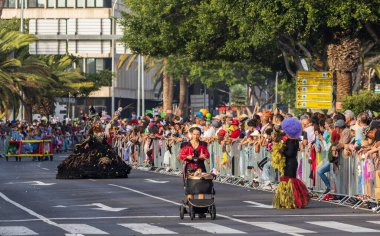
[{"left": 1, "top": 154, "right": 380, "bottom": 236}]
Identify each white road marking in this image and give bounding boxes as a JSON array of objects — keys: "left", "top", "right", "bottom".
[
  {"left": 248, "top": 222, "right": 315, "bottom": 236},
  {"left": 108, "top": 184, "right": 303, "bottom": 236},
  {"left": 307, "top": 221, "right": 379, "bottom": 233},
  {"left": 0, "top": 226, "right": 38, "bottom": 235},
  {"left": 77, "top": 203, "right": 126, "bottom": 212},
  {"left": 144, "top": 179, "right": 169, "bottom": 184},
  {"left": 53, "top": 205, "right": 67, "bottom": 208},
  {"left": 0, "top": 192, "right": 81, "bottom": 235},
  {"left": 0, "top": 216, "right": 180, "bottom": 223},
  {"left": 119, "top": 223, "right": 177, "bottom": 234},
  {"left": 243, "top": 201, "right": 273, "bottom": 209},
  {"left": 59, "top": 224, "right": 108, "bottom": 235},
  {"left": 109, "top": 184, "right": 181, "bottom": 206},
  {"left": 181, "top": 223, "right": 246, "bottom": 234},
  {"left": 368, "top": 221, "right": 380, "bottom": 225},
  {"left": 88, "top": 179, "right": 96, "bottom": 182},
  {"left": 41, "top": 168, "right": 49, "bottom": 171},
  {"left": 7, "top": 181, "right": 56, "bottom": 186},
  {"left": 233, "top": 214, "right": 380, "bottom": 218}
]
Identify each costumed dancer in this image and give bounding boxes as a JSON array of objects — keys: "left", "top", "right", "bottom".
[{"left": 272, "top": 117, "right": 310, "bottom": 209}]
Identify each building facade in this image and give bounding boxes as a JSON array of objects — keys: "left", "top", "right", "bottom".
[{"left": 2, "top": 0, "right": 161, "bottom": 119}]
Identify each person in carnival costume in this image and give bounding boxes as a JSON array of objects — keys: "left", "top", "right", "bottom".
[{"left": 272, "top": 117, "right": 310, "bottom": 209}]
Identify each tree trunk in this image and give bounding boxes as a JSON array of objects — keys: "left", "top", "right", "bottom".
[
  {"left": 162, "top": 59, "right": 173, "bottom": 112},
  {"left": 168, "top": 75, "right": 173, "bottom": 111},
  {"left": 336, "top": 71, "right": 352, "bottom": 103},
  {"left": 178, "top": 76, "right": 186, "bottom": 112},
  {"left": 25, "top": 103, "right": 33, "bottom": 123}
]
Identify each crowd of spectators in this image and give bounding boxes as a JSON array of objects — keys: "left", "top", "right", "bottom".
[{"left": 2, "top": 107, "right": 380, "bottom": 198}]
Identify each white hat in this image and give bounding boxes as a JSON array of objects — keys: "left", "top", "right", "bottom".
[{"left": 250, "top": 130, "right": 260, "bottom": 136}]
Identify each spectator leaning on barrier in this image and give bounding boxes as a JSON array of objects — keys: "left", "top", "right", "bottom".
[{"left": 317, "top": 118, "right": 333, "bottom": 194}]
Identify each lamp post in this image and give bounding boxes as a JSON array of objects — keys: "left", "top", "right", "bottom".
[
  {"left": 111, "top": 0, "right": 118, "bottom": 115},
  {"left": 19, "top": 0, "right": 24, "bottom": 120}
]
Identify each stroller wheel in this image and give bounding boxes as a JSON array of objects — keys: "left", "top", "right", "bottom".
[
  {"left": 189, "top": 206, "right": 195, "bottom": 220},
  {"left": 210, "top": 205, "right": 216, "bottom": 220},
  {"left": 179, "top": 205, "right": 185, "bottom": 220}
]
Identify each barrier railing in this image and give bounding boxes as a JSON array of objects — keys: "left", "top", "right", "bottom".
[
  {"left": 127, "top": 138, "right": 380, "bottom": 213},
  {"left": 5, "top": 140, "right": 53, "bottom": 162}
]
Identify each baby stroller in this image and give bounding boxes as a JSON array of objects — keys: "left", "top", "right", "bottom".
[{"left": 180, "top": 163, "right": 216, "bottom": 220}]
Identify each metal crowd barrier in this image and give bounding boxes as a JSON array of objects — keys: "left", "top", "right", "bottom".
[
  {"left": 4, "top": 139, "right": 53, "bottom": 162},
  {"left": 126, "top": 138, "right": 380, "bottom": 213}
]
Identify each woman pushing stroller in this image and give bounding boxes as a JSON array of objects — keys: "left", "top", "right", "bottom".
[
  {"left": 179, "top": 126, "right": 216, "bottom": 220},
  {"left": 179, "top": 126, "right": 210, "bottom": 183}
]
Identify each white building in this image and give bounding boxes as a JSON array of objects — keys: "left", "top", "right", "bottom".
[{"left": 1, "top": 0, "right": 161, "bottom": 119}]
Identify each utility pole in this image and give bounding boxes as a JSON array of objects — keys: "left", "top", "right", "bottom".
[
  {"left": 111, "top": 0, "right": 118, "bottom": 115},
  {"left": 137, "top": 55, "right": 141, "bottom": 117},
  {"left": 141, "top": 55, "right": 145, "bottom": 115},
  {"left": 19, "top": 0, "right": 24, "bottom": 120}
]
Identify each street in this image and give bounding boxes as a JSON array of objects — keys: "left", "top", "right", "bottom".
[{"left": 1, "top": 155, "right": 380, "bottom": 236}]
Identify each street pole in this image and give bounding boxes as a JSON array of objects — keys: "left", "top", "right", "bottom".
[
  {"left": 275, "top": 71, "right": 279, "bottom": 104},
  {"left": 19, "top": 0, "right": 24, "bottom": 120},
  {"left": 203, "top": 85, "right": 206, "bottom": 109},
  {"left": 137, "top": 55, "right": 141, "bottom": 117},
  {"left": 20, "top": 0, "right": 24, "bottom": 33},
  {"left": 141, "top": 55, "right": 145, "bottom": 115},
  {"left": 228, "top": 88, "right": 232, "bottom": 108},
  {"left": 111, "top": 0, "right": 118, "bottom": 115}
]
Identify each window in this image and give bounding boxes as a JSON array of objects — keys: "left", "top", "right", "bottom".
[
  {"left": 76, "top": 0, "right": 85, "bottom": 7},
  {"left": 37, "top": 0, "right": 45, "bottom": 7},
  {"left": 4, "top": 0, "right": 16, "bottom": 8},
  {"left": 76, "top": 59, "right": 84, "bottom": 73},
  {"left": 27, "top": 0, "right": 37, "bottom": 8},
  {"left": 47, "top": 0, "right": 55, "bottom": 8},
  {"left": 57, "top": 0, "right": 66, "bottom": 7},
  {"left": 86, "top": 0, "right": 95, "bottom": 7},
  {"left": 95, "top": 59, "right": 104, "bottom": 72},
  {"left": 85, "top": 58, "right": 111, "bottom": 73},
  {"left": 103, "top": 0, "right": 111, "bottom": 8},
  {"left": 95, "top": 0, "right": 103, "bottom": 7},
  {"left": 66, "top": 0, "right": 75, "bottom": 7},
  {"left": 86, "top": 58, "right": 96, "bottom": 74}
]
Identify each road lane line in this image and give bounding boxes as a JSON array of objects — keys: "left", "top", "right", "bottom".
[
  {"left": 368, "top": 221, "right": 380, "bottom": 225},
  {"left": 180, "top": 223, "right": 246, "bottom": 234},
  {"left": 233, "top": 214, "right": 380, "bottom": 218},
  {"left": 0, "top": 216, "right": 180, "bottom": 223},
  {"left": 59, "top": 224, "right": 108, "bottom": 235},
  {"left": 248, "top": 222, "right": 315, "bottom": 236},
  {"left": 0, "top": 192, "right": 86, "bottom": 235},
  {"left": 0, "top": 226, "right": 38, "bottom": 235},
  {"left": 41, "top": 168, "right": 49, "bottom": 171},
  {"left": 119, "top": 223, "right": 177, "bottom": 234},
  {"left": 108, "top": 184, "right": 312, "bottom": 236},
  {"left": 307, "top": 221, "right": 379, "bottom": 233},
  {"left": 109, "top": 184, "right": 181, "bottom": 206}
]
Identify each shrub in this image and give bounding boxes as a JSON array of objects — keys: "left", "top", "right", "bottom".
[{"left": 343, "top": 92, "right": 380, "bottom": 114}]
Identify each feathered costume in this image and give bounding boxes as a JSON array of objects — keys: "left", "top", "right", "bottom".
[{"left": 272, "top": 118, "right": 310, "bottom": 209}]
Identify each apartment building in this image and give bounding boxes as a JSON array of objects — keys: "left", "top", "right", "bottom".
[{"left": 2, "top": 0, "right": 160, "bottom": 118}]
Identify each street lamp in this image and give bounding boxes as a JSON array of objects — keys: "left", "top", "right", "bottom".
[{"left": 111, "top": 0, "right": 118, "bottom": 115}]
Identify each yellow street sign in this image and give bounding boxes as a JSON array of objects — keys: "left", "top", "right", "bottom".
[
  {"left": 297, "top": 71, "right": 333, "bottom": 79},
  {"left": 70, "top": 82, "right": 94, "bottom": 89},
  {"left": 296, "top": 86, "right": 332, "bottom": 93},
  {"left": 296, "top": 101, "right": 332, "bottom": 109},
  {"left": 296, "top": 78, "right": 332, "bottom": 86},
  {"left": 296, "top": 93, "right": 332, "bottom": 101}
]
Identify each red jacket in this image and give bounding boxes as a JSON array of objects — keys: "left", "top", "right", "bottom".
[{"left": 179, "top": 142, "right": 210, "bottom": 171}]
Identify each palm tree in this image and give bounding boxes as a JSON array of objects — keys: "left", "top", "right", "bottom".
[
  {"left": 0, "top": 29, "right": 37, "bottom": 117},
  {"left": 327, "top": 36, "right": 361, "bottom": 106},
  {"left": 117, "top": 54, "right": 174, "bottom": 112}
]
